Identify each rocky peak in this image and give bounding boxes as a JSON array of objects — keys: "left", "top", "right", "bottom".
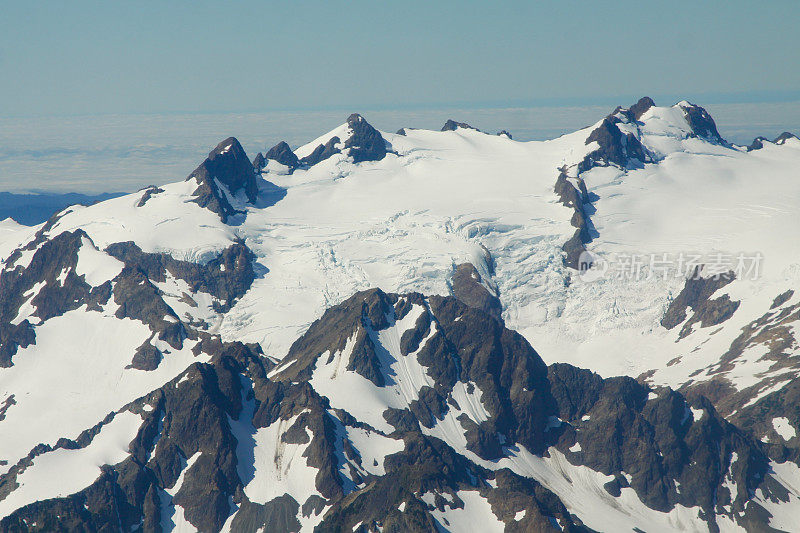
[
  {"left": 774, "top": 131, "right": 798, "bottom": 145},
  {"left": 581, "top": 116, "right": 648, "bottom": 171},
  {"left": 344, "top": 113, "right": 388, "bottom": 163},
  {"left": 299, "top": 114, "right": 388, "bottom": 168},
  {"left": 194, "top": 137, "right": 258, "bottom": 201},
  {"left": 265, "top": 140, "right": 300, "bottom": 170},
  {"left": 678, "top": 102, "right": 726, "bottom": 144},
  {"left": 187, "top": 137, "right": 258, "bottom": 222},
  {"left": 747, "top": 136, "right": 769, "bottom": 151},
  {"left": 441, "top": 119, "right": 479, "bottom": 132},
  {"left": 251, "top": 152, "right": 265, "bottom": 172},
  {"left": 628, "top": 96, "right": 655, "bottom": 121}
]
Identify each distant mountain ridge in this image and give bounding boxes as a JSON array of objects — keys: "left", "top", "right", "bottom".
[{"left": 0, "top": 192, "right": 124, "bottom": 226}]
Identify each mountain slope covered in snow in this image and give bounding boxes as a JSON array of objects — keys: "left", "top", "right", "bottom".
[{"left": 0, "top": 100, "right": 799, "bottom": 532}]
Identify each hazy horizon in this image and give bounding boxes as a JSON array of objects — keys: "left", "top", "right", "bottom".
[{"left": 1, "top": 99, "right": 798, "bottom": 195}]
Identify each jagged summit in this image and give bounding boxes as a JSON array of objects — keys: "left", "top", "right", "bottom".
[
  {"left": 678, "top": 100, "right": 726, "bottom": 144},
  {"left": 187, "top": 136, "right": 258, "bottom": 222},
  {"left": 747, "top": 131, "right": 798, "bottom": 151},
  {"left": 251, "top": 152, "right": 265, "bottom": 172},
  {"left": 628, "top": 96, "right": 655, "bottom": 120},
  {"left": 774, "top": 131, "right": 798, "bottom": 144},
  {"left": 292, "top": 113, "right": 388, "bottom": 168},
  {"left": 2, "top": 97, "right": 800, "bottom": 531},
  {"left": 441, "top": 119, "right": 478, "bottom": 132},
  {"left": 264, "top": 140, "right": 300, "bottom": 171},
  {"left": 344, "top": 113, "right": 388, "bottom": 163}
]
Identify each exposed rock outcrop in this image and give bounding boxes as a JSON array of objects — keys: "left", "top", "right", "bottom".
[
  {"left": 661, "top": 268, "right": 739, "bottom": 338},
  {"left": 187, "top": 137, "right": 258, "bottom": 222},
  {"left": 265, "top": 141, "right": 300, "bottom": 170},
  {"left": 451, "top": 263, "right": 502, "bottom": 321},
  {"left": 344, "top": 113, "right": 388, "bottom": 163},
  {"left": 554, "top": 169, "right": 593, "bottom": 269},
  {"left": 681, "top": 102, "right": 726, "bottom": 144},
  {"left": 441, "top": 119, "right": 479, "bottom": 132},
  {"left": 252, "top": 152, "right": 266, "bottom": 172}
]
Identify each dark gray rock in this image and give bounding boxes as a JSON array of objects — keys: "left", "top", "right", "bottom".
[
  {"left": 580, "top": 116, "right": 648, "bottom": 171},
  {"left": 553, "top": 169, "right": 593, "bottom": 269},
  {"left": 300, "top": 136, "right": 341, "bottom": 167},
  {"left": 441, "top": 119, "right": 479, "bottom": 132},
  {"left": 747, "top": 136, "right": 769, "bottom": 151},
  {"left": 451, "top": 263, "right": 502, "bottom": 321},
  {"left": 661, "top": 267, "right": 739, "bottom": 338},
  {"left": 187, "top": 137, "right": 258, "bottom": 222},
  {"left": 629, "top": 96, "right": 655, "bottom": 121},
  {"left": 681, "top": 102, "right": 726, "bottom": 144},
  {"left": 265, "top": 141, "right": 300, "bottom": 170},
  {"left": 136, "top": 186, "right": 164, "bottom": 207},
  {"left": 774, "top": 131, "right": 798, "bottom": 145},
  {"left": 251, "top": 152, "right": 265, "bottom": 172},
  {"left": 344, "top": 113, "right": 388, "bottom": 163}
]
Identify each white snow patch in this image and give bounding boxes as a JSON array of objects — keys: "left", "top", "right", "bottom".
[
  {"left": 0, "top": 411, "right": 143, "bottom": 519},
  {"left": 773, "top": 417, "right": 796, "bottom": 441},
  {"left": 74, "top": 236, "right": 124, "bottom": 286}
]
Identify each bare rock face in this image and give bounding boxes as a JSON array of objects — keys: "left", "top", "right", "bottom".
[
  {"left": 748, "top": 132, "right": 797, "bottom": 151},
  {"left": 628, "top": 96, "right": 655, "bottom": 120},
  {"left": 581, "top": 116, "right": 648, "bottom": 170},
  {"left": 187, "top": 137, "right": 258, "bottom": 222},
  {"left": 661, "top": 268, "right": 739, "bottom": 338},
  {"left": 251, "top": 152, "right": 266, "bottom": 172},
  {"left": 774, "top": 131, "right": 798, "bottom": 145},
  {"left": 681, "top": 102, "right": 726, "bottom": 144},
  {"left": 441, "top": 119, "right": 479, "bottom": 132},
  {"left": 748, "top": 136, "right": 769, "bottom": 151},
  {"left": 451, "top": 263, "right": 502, "bottom": 321},
  {"left": 300, "top": 136, "right": 341, "bottom": 167},
  {"left": 344, "top": 113, "right": 387, "bottom": 163},
  {"left": 554, "top": 169, "right": 593, "bottom": 269},
  {"left": 265, "top": 140, "right": 300, "bottom": 170},
  {"left": 300, "top": 114, "right": 388, "bottom": 167}
]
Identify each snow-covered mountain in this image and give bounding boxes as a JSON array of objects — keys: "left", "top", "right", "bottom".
[{"left": 0, "top": 99, "right": 799, "bottom": 532}]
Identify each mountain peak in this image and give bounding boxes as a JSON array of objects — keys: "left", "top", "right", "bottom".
[
  {"left": 186, "top": 136, "right": 258, "bottom": 221},
  {"left": 676, "top": 101, "right": 726, "bottom": 144},
  {"left": 344, "top": 113, "right": 387, "bottom": 163},
  {"left": 629, "top": 96, "right": 655, "bottom": 120},
  {"left": 441, "top": 119, "right": 479, "bottom": 132},
  {"left": 264, "top": 140, "right": 300, "bottom": 171},
  {"left": 774, "top": 131, "right": 798, "bottom": 144}
]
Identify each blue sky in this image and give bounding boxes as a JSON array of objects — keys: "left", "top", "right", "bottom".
[{"left": 1, "top": 1, "right": 799, "bottom": 116}]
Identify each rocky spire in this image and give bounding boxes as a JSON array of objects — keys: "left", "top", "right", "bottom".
[
  {"left": 344, "top": 113, "right": 387, "bottom": 163},
  {"left": 628, "top": 96, "right": 655, "bottom": 121},
  {"left": 265, "top": 141, "right": 300, "bottom": 170},
  {"left": 187, "top": 137, "right": 258, "bottom": 222},
  {"left": 252, "top": 152, "right": 265, "bottom": 172},
  {"left": 679, "top": 102, "right": 726, "bottom": 144}
]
